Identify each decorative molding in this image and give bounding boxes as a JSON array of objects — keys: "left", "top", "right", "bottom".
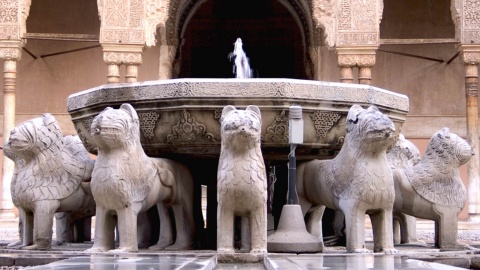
[
  {"left": 311, "top": 111, "right": 342, "bottom": 138},
  {"left": 0, "top": 47, "right": 22, "bottom": 60},
  {"left": 336, "top": 47, "right": 377, "bottom": 67},
  {"left": 460, "top": 45, "right": 480, "bottom": 65},
  {"left": 335, "top": 0, "right": 382, "bottom": 47},
  {"left": 264, "top": 110, "right": 289, "bottom": 144},
  {"left": 452, "top": 0, "right": 480, "bottom": 44},
  {"left": 103, "top": 51, "right": 142, "bottom": 65},
  {"left": 67, "top": 79, "right": 409, "bottom": 113},
  {"left": 138, "top": 111, "right": 160, "bottom": 139},
  {"left": 166, "top": 110, "right": 216, "bottom": 144},
  {"left": 311, "top": 0, "right": 338, "bottom": 47}
]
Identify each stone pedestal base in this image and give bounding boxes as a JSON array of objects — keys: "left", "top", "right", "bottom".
[{"left": 267, "top": 204, "right": 322, "bottom": 253}]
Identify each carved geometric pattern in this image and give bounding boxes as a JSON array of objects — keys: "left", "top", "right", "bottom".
[
  {"left": 138, "top": 111, "right": 159, "bottom": 139},
  {"left": 311, "top": 111, "right": 342, "bottom": 138},
  {"left": 166, "top": 110, "right": 216, "bottom": 144},
  {"left": 138, "top": 112, "right": 160, "bottom": 139},
  {"left": 264, "top": 110, "right": 289, "bottom": 144}
]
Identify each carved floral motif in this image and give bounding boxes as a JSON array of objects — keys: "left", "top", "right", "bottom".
[
  {"left": 103, "top": 51, "right": 142, "bottom": 65},
  {"left": 167, "top": 110, "right": 216, "bottom": 144},
  {"left": 264, "top": 110, "right": 289, "bottom": 144}
]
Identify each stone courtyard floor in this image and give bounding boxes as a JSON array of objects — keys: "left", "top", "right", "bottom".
[{"left": 2, "top": 217, "right": 480, "bottom": 269}]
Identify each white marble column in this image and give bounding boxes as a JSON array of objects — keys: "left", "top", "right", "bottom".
[{"left": 461, "top": 46, "right": 480, "bottom": 221}]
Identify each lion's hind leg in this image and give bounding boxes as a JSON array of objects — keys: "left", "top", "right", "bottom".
[
  {"left": 149, "top": 203, "right": 174, "bottom": 250},
  {"left": 434, "top": 205, "right": 474, "bottom": 251},
  {"left": 305, "top": 205, "right": 326, "bottom": 250},
  {"left": 165, "top": 202, "right": 195, "bottom": 250},
  {"left": 24, "top": 200, "right": 60, "bottom": 250}
]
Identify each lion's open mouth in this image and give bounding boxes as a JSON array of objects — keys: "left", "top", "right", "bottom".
[{"left": 92, "top": 126, "right": 122, "bottom": 136}]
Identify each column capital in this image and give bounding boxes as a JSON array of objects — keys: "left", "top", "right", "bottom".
[
  {"left": 0, "top": 41, "right": 24, "bottom": 61},
  {"left": 460, "top": 45, "right": 480, "bottom": 66},
  {"left": 102, "top": 44, "right": 144, "bottom": 65},
  {"left": 336, "top": 47, "right": 377, "bottom": 67}
]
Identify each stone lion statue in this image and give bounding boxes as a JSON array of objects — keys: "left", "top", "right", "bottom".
[
  {"left": 85, "top": 103, "right": 195, "bottom": 253},
  {"left": 3, "top": 114, "right": 95, "bottom": 250},
  {"left": 393, "top": 127, "right": 473, "bottom": 250},
  {"left": 297, "top": 105, "right": 397, "bottom": 253},
  {"left": 217, "top": 105, "right": 267, "bottom": 253},
  {"left": 387, "top": 134, "right": 425, "bottom": 246}
]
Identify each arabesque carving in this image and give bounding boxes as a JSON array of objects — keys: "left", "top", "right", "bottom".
[
  {"left": 4, "top": 114, "right": 95, "bottom": 250},
  {"left": 264, "top": 110, "right": 289, "bottom": 144},
  {"left": 217, "top": 105, "right": 267, "bottom": 253},
  {"left": 86, "top": 103, "right": 196, "bottom": 252},
  {"left": 103, "top": 51, "right": 142, "bottom": 65},
  {"left": 452, "top": 0, "right": 480, "bottom": 44},
  {"left": 297, "top": 105, "right": 397, "bottom": 253},
  {"left": 167, "top": 110, "right": 216, "bottom": 144},
  {"left": 393, "top": 128, "right": 474, "bottom": 250}
]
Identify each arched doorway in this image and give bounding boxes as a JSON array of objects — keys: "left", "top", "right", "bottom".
[{"left": 177, "top": 0, "right": 308, "bottom": 79}]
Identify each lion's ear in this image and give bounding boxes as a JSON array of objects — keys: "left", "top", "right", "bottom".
[
  {"left": 221, "top": 105, "right": 236, "bottom": 123},
  {"left": 120, "top": 103, "right": 139, "bottom": 122},
  {"left": 347, "top": 104, "right": 363, "bottom": 124},
  {"left": 440, "top": 127, "right": 451, "bottom": 138},
  {"left": 42, "top": 113, "right": 62, "bottom": 134},
  {"left": 246, "top": 105, "right": 261, "bottom": 119}
]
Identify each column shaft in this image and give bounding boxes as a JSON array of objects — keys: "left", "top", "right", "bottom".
[
  {"left": 465, "top": 64, "right": 480, "bottom": 217},
  {"left": 125, "top": 65, "right": 138, "bottom": 83},
  {"left": 2, "top": 59, "right": 16, "bottom": 216},
  {"left": 107, "top": 64, "right": 120, "bottom": 84}
]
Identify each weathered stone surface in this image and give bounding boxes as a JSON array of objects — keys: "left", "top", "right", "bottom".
[
  {"left": 393, "top": 128, "right": 474, "bottom": 251},
  {"left": 85, "top": 103, "right": 196, "bottom": 253},
  {"left": 297, "top": 105, "right": 397, "bottom": 253},
  {"left": 3, "top": 114, "right": 96, "bottom": 250},
  {"left": 217, "top": 105, "right": 267, "bottom": 254}
]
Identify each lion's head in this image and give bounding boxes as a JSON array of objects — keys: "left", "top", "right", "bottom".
[
  {"left": 91, "top": 103, "right": 141, "bottom": 151},
  {"left": 345, "top": 105, "right": 395, "bottom": 151},
  {"left": 4, "top": 114, "right": 62, "bottom": 161},
  {"left": 220, "top": 105, "right": 262, "bottom": 151},
  {"left": 425, "top": 127, "right": 473, "bottom": 168}
]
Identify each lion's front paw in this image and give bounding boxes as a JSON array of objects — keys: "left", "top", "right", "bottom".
[
  {"left": 83, "top": 246, "right": 110, "bottom": 253},
  {"left": 350, "top": 248, "right": 373, "bottom": 253},
  {"left": 164, "top": 242, "right": 193, "bottom": 251},
  {"left": 107, "top": 247, "right": 138, "bottom": 253},
  {"left": 440, "top": 242, "right": 476, "bottom": 251},
  {"left": 6, "top": 240, "right": 23, "bottom": 249},
  {"left": 217, "top": 248, "right": 235, "bottom": 253},
  {"left": 378, "top": 248, "right": 398, "bottom": 254},
  {"left": 250, "top": 248, "right": 267, "bottom": 254},
  {"left": 23, "top": 244, "right": 50, "bottom": 251}
]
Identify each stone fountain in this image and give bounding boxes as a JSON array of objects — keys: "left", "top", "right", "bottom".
[{"left": 67, "top": 79, "right": 409, "bottom": 161}]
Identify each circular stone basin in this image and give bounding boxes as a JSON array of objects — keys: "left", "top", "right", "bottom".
[{"left": 67, "top": 78, "right": 409, "bottom": 160}]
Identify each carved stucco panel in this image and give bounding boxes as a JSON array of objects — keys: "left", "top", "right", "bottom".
[
  {"left": 337, "top": 53, "right": 376, "bottom": 67},
  {"left": 99, "top": 0, "right": 144, "bottom": 44},
  {"left": 103, "top": 51, "right": 143, "bottom": 65},
  {"left": 311, "top": 0, "right": 338, "bottom": 47},
  {"left": 0, "top": 47, "right": 22, "bottom": 60},
  {"left": 452, "top": 0, "right": 480, "bottom": 44},
  {"left": 0, "top": 0, "right": 31, "bottom": 40},
  {"left": 337, "top": 0, "right": 382, "bottom": 47},
  {"left": 138, "top": 111, "right": 160, "bottom": 139}
]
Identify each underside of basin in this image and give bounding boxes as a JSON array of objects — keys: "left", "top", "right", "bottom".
[{"left": 67, "top": 78, "right": 409, "bottom": 160}]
